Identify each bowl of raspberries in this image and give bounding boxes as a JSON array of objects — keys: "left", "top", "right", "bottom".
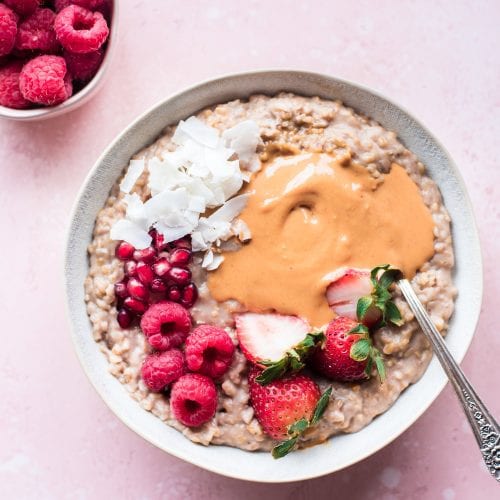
[{"left": 0, "top": 0, "right": 116, "bottom": 120}]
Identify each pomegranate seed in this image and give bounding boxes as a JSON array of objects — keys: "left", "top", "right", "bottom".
[
  {"left": 117, "top": 308, "right": 133, "bottom": 328},
  {"left": 173, "top": 237, "right": 191, "bottom": 250},
  {"left": 168, "top": 267, "right": 191, "bottom": 286},
  {"left": 181, "top": 283, "right": 198, "bottom": 308},
  {"left": 114, "top": 280, "right": 129, "bottom": 299},
  {"left": 169, "top": 248, "right": 191, "bottom": 267},
  {"left": 124, "top": 260, "right": 137, "bottom": 277},
  {"left": 127, "top": 277, "right": 149, "bottom": 301},
  {"left": 136, "top": 261, "right": 154, "bottom": 285},
  {"left": 153, "top": 258, "right": 171, "bottom": 277},
  {"left": 150, "top": 229, "right": 170, "bottom": 251},
  {"left": 115, "top": 241, "right": 135, "bottom": 261},
  {"left": 150, "top": 277, "right": 167, "bottom": 293},
  {"left": 167, "top": 285, "right": 182, "bottom": 302},
  {"left": 123, "top": 297, "right": 148, "bottom": 314},
  {"left": 133, "top": 247, "right": 156, "bottom": 263}
]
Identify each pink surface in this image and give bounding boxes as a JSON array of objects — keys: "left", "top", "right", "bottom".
[{"left": 1, "top": 1, "right": 499, "bottom": 498}]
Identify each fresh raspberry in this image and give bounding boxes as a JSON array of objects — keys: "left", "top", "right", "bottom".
[
  {"left": 140, "top": 301, "right": 191, "bottom": 351},
  {"left": 0, "top": 4, "right": 18, "bottom": 57},
  {"left": 4, "top": 0, "right": 39, "bottom": 17},
  {"left": 54, "top": 0, "right": 107, "bottom": 12},
  {"left": 0, "top": 62, "right": 30, "bottom": 109},
  {"left": 54, "top": 5, "right": 109, "bottom": 54},
  {"left": 170, "top": 374, "right": 218, "bottom": 427},
  {"left": 19, "top": 55, "right": 72, "bottom": 105},
  {"left": 185, "top": 325, "right": 235, "bottom": 379},
  {"left": 15, "top": 8, "right": 59, "bottom": 53},
  {"left": 141, "top": 349, "right": 185, "bottom": 392},
  {"left": 64, "top": 48, "right": 103, "bottom": 81}
]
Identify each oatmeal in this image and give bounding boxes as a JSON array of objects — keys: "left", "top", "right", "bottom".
[{"left": 84, "top": 93, "right": 456, "bottom": 453}]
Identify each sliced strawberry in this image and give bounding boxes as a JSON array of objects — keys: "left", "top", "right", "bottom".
[
  {"left": 326, "top": 267, "right": 373, "bottom": 320},
  {"left": 235, "top": 312, "right": 323, "bottom": 384}
]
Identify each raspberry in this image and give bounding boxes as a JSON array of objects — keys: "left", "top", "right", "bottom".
[
  {"left": 0, "top": 4, "right": 18, "bottom": 57},
  {"left": 4, "top": 0, "right": 39, "bottom": 17},
  {"left": 19, "top": 55, "right": 72, "bottom": 106},
  {"left": 0, "top": 62, "right": 30, "bottom": 109},
  {"left": 185, "top": 325, "right": 235, "bottom": 379},
  {"left": 140, "top": 301, "right": 191, "bottom": 351},
  {"left": 55, "top": 0, "right": 107, "bottom": 12},
  {"left": 141, "top": 349, "right": 185, "bottom": 392},
  {"left": 64, "top": 48, "right": 103, "bottom": 81},
  {"left": 170, "top": 374, "right": 218, "bottom": 427},
  {"left": 15, "top": 8, "right": 59, "bottom": 53},
  {"left": 54, "top": 5, "right": 109, "bottom": 54}
]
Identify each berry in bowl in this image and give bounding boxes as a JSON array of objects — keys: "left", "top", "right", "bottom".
[
  {"left": 67, "top": 71, "right": 482, "bottom": 482},
  {"left": 0, "top": 0, "right": 116, "bottom": 120}
]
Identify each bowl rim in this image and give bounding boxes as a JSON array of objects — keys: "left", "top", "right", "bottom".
[
  {"left": 0, "top": 1, "right": 119, "bottom": 121},
  {"left": 64, "top": 69, "right": 483, "bottom": 482}
]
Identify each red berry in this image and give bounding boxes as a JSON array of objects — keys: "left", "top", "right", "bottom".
[
  {"left": 0, "top": 4, "right": 18, "bottom": 57},
  {"left": 141, "top": 349, "right": 185, "bottom": 392},
  {"left": 170, "top": 373, "right": 217, "bottom": 427},
  {"left": 173, "top": 237, "right": 192, "bottom": 250},
  {"left": 19, "top": 55, "right": 72, "bottom": 106},
  {"left": 115, "top": 241, "right": 135, "bottom": 261},
  {"left": 150, "top": 277, "right": 167, "bottom": 293},
  {"left": 140, "top": 301, "right": 191, "bottom": 351},
  {"left": 135, "top": 261, "right": 154, "bottom": 286},
  {"left": 117, "top": 308, "right": 133, "bottom": 329},
  {"left": 123, "top": 260, "right": 137, "bottom": 277},
  {"left": 167, "top": 285, "right": 181, "bottom": 302},
  {"left": 54, "top": 5, "right": 109, "bottom": 54},
  {"left": 153, "top": 258, "right": 171, "bottom": 278},
  {"left": 185, "top": 325, "right": 235, "bottom": 379},
  {"left": 15, "top": 8, "right": 58, "bottom": 53},
  {"left": 126, "top": 277, "right": 149, "bottom": 301},
  {"left": 63, "top": 48, "right": 104, "bottom": 81},
  {"left": 169, "top": 248, "right": 191, "bottom": 267},
  {"left": 55, "top": 0, "right": 107, "bottom": 11},
  {"left": 114, "top": 279, "right": 128, "bottom": 299},
  {"left": 133, "top": 247, "right": 156, "bottom": 263},
  {"left": 150, "top": 229, "right": 169, "bottom": 251},
  {"left": 123, "top": 297, "right": 148, "bottom": 314},
  {"left": 168, "top": 267, "right": 191, "bottom": 286},
  {"left": 4, "top": 0, "right": 39, "bottom": 17},
  {"left": 309, "top": 316, "right": 367, "bottom": 381},
  {"left": 181, "top": 283, "right": 198, "bottom": 308},
  {"left": 248, "top": 367, "right": 321, "bottom": 440},
  {"left": 0, "top": 62, "right": 30, "bottom": 109}
]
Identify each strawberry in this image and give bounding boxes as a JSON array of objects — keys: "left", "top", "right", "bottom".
[
  {"left": 235, "top": 313, "right": 324, "bottom": 384},
  {"left": 310, "top": 316, "right": 386, "bottom": 382},
  {"left": 326, "top": 265, "right": 404, "bottom": 328},
  {"left": 248, "top": 367, "right": 332, "bottom": 458}
]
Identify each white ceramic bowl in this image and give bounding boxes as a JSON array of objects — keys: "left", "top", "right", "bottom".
[
  {"left": 0, "top": 2, "right": 118, "bottom": 121},
  {"left": 65, "top": 70, "right": 482, "bottom": 482}
]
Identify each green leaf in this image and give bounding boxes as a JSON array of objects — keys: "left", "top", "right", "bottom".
[
  {"left": 379, "top": 268, "right": 403, "bottom": 289},
  {"left": 372, "top": 348, "right": 386, "bottom": 383},
  {"left": 350, "top": 338, "right": 371, "bottom": 361},
  {"left": 256, "top": 358, "right": 289, "bottom": 385},
  {"left": 386, "top": 301, "right": 404, "bottom": 326},
  {"left": 364, "top": 356, "right": 374, "bottom": 377},
  {"left": 370, "top": 264, "right": 389, "bottom": 286},
  {"left": 288, "top": 418, "right": 309, "bottom": 435},
  {"left": 272, "top": 436, "right": 298, "bottom": 459},
  {"left": 348, "top": 324, "right": 369, "bottom": 336},
  {"left": 310, "top": 387, "right": 332, "bottom": 426},
  {"left": 356, "top": 296, "right": 374, "bottom": 322}
]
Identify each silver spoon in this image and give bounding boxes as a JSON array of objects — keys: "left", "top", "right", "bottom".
[{"left": 398, "top": 279, "right": 499, "bottom": 482}]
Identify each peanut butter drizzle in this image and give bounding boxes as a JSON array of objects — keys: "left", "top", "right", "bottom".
[{"left": 208, "top": 153, "right": 435, "bottom": 327}]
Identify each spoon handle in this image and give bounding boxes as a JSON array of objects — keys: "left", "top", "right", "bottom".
[{"left": 398, "top": 279, "right": 500, "bottom": 483}]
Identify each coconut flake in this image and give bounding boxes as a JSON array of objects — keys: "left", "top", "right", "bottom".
[
  {"left": 232, "top": 218, "right": 252, "bottom": 242},
  {"left": 191, "top": 231, "right": 208, "bottom": 251},
  {"left": 202, "top": 249, "right": 214, "bottom": 268},
  {"left": 124, "top": 193, "right": 148, "bottom": 230},
  {"left": 120, "top": 159, "right": 145, "bottom": 193},
  {"left": 208, "top": 194, "right": 249, "bottom": 223},
  {"left": 223, "top": 120, "right": 260, "bottom": 167},
  {"left": 173, "top": 117, "right": 219, "bottom": 148},
  {"left": 110, "top": 219, "right": 151, "bottom": 249},
  {"left": 206, "top": 254, "right": 224, "bottom": 271}
]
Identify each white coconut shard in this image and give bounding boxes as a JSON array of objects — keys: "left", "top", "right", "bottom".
[
  {"left": 112, "top": 116, "right": 260, "bottom": 267},
  {"left": 120, "top": 159, "right": 145, "bottom": 193}
]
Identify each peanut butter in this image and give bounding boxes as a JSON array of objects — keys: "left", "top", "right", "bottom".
[{"left": 208, "top": 153, "right": 435, "bottom": 327}]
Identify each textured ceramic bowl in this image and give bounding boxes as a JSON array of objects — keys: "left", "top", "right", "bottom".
[
  {"left": 65, "top": 70, "right": 482, "bottom": 483},
  {"left": 0, "top": 1, "right": 118, "bottom": 121}
]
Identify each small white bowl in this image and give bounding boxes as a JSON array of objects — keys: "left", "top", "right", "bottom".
[
  {"left": 64, "top": 70, "right": 483, "bottom": 483},
  {"left": 0, "top": 1, "right": 118, "bottom": 121}
]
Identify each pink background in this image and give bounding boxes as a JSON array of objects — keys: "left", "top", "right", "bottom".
[{"left": 1, "top": 0, "right": 499, "bottom": 498}]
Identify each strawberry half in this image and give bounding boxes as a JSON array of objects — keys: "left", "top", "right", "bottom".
[
  {"left": 248, "top": 367, "right": 332, "bottom": 458},
  {"left": 235, "top": 313, "right": 324, "bottom": 384}
]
